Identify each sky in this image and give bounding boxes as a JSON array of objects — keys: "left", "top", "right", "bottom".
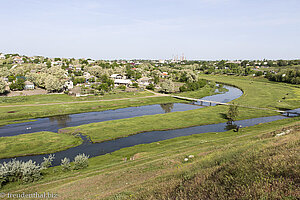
[{"left": 0, "top": 0, "right": 300, "bottom": 60}]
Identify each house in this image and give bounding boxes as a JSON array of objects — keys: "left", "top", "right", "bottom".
[
  {"left": 13, "top": 56, "right": 24, "bottom": 64},
  {"left": 24, "top": 81, "right": 35, "bottom": 90},
  {"left": 114, "top": 79, "right": 132, "bottom": 87},
  {"left": 0, "top": 54, "right": 5, "bottom": 59},
  {"left": 64, "top": 80, "right": 74, "bottom": 89},
  {"left": 75, "top": 66, "right": 82, "bottom": 71},
  {"left": 87, "top": 60, "right": 95, "bottom": 64},
  {"left": 51, "top": 61, "right": 63, "bottom": 66},
  {"left": 137, "top": 77, "right": 151, "bottom": 86},
  {"left": 161, "top": 72, "right": 168, "bottom": 78},
  {"left": 110, "top": 74, "right": 124, "bottom": 79}
]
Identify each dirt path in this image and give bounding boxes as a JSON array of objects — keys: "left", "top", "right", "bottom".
[{"left": 0, "top": 93, "right": 169, "bottom": 108}]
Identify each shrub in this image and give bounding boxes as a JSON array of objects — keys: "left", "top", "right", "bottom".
[
  {"left": 132, "top": 82, "right": 139, "bottom": 88},
  {"left": 0, "top": 159, "right": 41, "bottom": 188},
  {"left": 41, "top": 154, "right": 55, "bottom": 170},
  {"left": 73, "top": 153, "right": 89, "bottom": 170},
  {"left": 21, "top": 160, "right": 42, "bottom": 183},
  {"left": 61, "top": 157, "right": 71, "bottom": 172},
  {"left": 146, "top": 83, "right": 155, "bottom": 90}
]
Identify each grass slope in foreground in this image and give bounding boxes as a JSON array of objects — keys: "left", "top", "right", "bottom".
[
  {"left": 0, "top": 132, "right": 82, "bottom": 159},
  {"left": 2, "top": 117, "right": 299, "bottom": 199}
]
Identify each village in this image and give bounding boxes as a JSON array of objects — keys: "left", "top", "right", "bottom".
[{"left": 1, "top": 53, "right": 298, "bottom": 98}]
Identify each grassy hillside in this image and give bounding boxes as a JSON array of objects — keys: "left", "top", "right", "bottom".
[{"left": 1, "top": 117, "right": 299, "bottom": 199}]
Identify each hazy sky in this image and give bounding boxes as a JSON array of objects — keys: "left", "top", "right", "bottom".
[{"left": 1, "top": 0, "right": 299, "bottom": 60}]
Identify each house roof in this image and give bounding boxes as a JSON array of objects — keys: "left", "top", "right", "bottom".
[
  {"left": 110, "top": 74, "right": 122, "bottom": 78},
  {"left": 24, "top": 81, "right": 34, "bottom": 85},
  {"left": 114, "top": 79, "right": 132, "bottom": 84}
]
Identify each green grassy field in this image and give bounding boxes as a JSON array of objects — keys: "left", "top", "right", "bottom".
[
  {"left": 0, "top": 132, "right": 82, "bottom": 159},
  {"left": 2, "top": 117, "right": 299, "bottom": 199},
  {"left": 0, "top": 91, "right": 153, "bottom": 106}
]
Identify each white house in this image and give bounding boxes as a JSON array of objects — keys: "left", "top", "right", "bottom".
[
  {"left": 110, "top": 74, "right": 124, "bottom": 79},
  {"left": 13, "top": 56, "right": 24, "bottom": 64},
  {"left": 87, "top": 60, "right": 95, "bottom": 64},
  {"left": 64, "top": 80, "right": 74, "bottom": 89},
  {"left": 51, "top": 61, "right": 63, "bottom": 66},
  {"left": 137, "top": 77, "right": 151, "bottom": 86},
  {"left": 114, "top": 79, "right": 132, "bottom": 86},
  {"left": 0, "top": 54, "right": 5, "bottom": 59},
  {"left": 24, "top": 81, "right": 35, "bottom": 90},
  {"left": 83, "top": 72, "right": 92, "bottom": 79}
]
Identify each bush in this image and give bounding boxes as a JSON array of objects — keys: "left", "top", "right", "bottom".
[
  {"left": 118, "top": 85, "right": 126, "bottom": 91},
  {"left": 41, "top": 154, "right": 55, "bottom": 170},
  {"left": 146, "top": 83, "right": 155, "bottom": 90},
  {"left": 0, "top": 159, "right": 42, "bottom": 188},
  {"left": 61, "top": 157, "right": 71, "bottom": 172},
  {"left": 73, "top": 153, "right": 89, "bottom": 170},
  {"left": 179, "top": 79, "right": 207, "bottom": 92},
  {"left": 132, "top": 82, "right": 139, "bottom": 88},
  {"left": 21, "top": 160, "right": 42, "bottom": 183}
]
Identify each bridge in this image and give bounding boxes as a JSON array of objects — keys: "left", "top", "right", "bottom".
[
  {"left": 172, "top": 95, "right": 231, "bottom": 106},
  {"left": 172, "top": 95, "right": 300, "bottom": 116}
]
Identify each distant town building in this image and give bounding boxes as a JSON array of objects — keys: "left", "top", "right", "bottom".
[
  {"left": 13, "top": 56, "right": 24, "bottom": 64},
  {"left": 110, "top": 74, "right": 124, "bottom": 79},
  {"left": 114, "top": 79, "right": 132, "bottom": 86},
  {"left": 24, "top": 81, "right": 35, "bottom": 90},
  {"left": 137, "top": 77, "right": 151, "bottom": 86},
  {"left": 0, "top": 53, "right": 5, "bottom": 59},
  {"left": 64, "top": 80, "right": 74, "bottom": 89}
]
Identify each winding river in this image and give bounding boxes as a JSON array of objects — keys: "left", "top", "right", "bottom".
[
  {"left": 0, "top": 85, "right": 242, "bottom": 137},
  {"left": 0, "top": 85, "right": 296, "bottom": 165}
]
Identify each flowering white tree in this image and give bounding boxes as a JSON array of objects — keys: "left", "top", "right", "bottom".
[
  {"left": 45, "top": 75, "right": 63, "bottom": 92},
  {"left": 47, "top": 66, "right": 66, "bottom": 79},
  {"left": 0, "top": 67, "right": 9, "bottom": 78},
  {"left": 0, "top": 78, "right": 6, "bottom": 93},
  {"left": 161, "top": 79, "right": 175, "bottom": 93}
]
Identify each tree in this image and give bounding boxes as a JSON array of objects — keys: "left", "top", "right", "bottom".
[
  {"left": 45, "top": 75, "right": 63, "bottom": 92},
  {"left": 226, "top": 103, "right": 239, "bottom": 124},
  {"left": 88, "top": 66, "right": 103, "bottom": 77},
  {"left": 8, "top": 76, "right": 16, "bottom": 82},
  {"left": 161, "top": 79, "right": 174, "bottom": 93},
  {"left": 46, "top": 61, "right": 52, "bottom": 68},
  {"left": 132, "top": 82, "right": 139, "bottom": 88},
  {"left": 0, "top": 67, "right": 9, "bottom": 77},
  {"left": 146, "top": 83, "right": 155, "bottom": 90},
  {"left": 10, "top": 78, "right": 25, "bottom": 91},
  {"left": 0, "top": 78, "right": 6, "bottom": 94},
  {"left": 47, "top": 66, "right": 66, "bottom": 79}
]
